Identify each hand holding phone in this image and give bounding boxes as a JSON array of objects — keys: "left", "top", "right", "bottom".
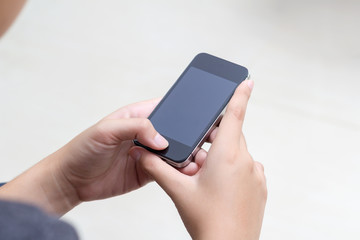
[
  {"left": 134, "top": 53, "right": 249, "bottom": 167},
  {"left": 130, "top": 80, "right": 267, "bottom": 240}
]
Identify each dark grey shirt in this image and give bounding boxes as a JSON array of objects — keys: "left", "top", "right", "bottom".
[{"left": 0, "top": 200, "right": 78, "bottom": 240}]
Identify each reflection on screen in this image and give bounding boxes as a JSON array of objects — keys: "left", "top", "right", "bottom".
[{"left": 150, "top": 67, "right": 237, "bottom": 147}]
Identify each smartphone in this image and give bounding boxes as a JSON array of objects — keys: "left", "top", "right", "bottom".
[{"left": 134, "top": 53, "right": 249, "bottom": 167}]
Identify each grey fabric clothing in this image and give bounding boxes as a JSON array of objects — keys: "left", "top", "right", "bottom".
[{"left": 0, "top": 200, "right": 78, "bottom": 240}]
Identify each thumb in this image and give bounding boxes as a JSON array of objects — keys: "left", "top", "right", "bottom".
[
  {"left": 129, "top": 148, "right": 189, "bottom": 199},
  {"left": 93, "top": 118, "right": 168, "bottom": 150}
]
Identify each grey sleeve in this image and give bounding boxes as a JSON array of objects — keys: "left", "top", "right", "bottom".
[{"left": 0, "top": 200, "right": 79, "bottom": 240}]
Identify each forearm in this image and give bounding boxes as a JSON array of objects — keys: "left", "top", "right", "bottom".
[{"left": 0, "top": 147, "right": 80, "bottom": 216}]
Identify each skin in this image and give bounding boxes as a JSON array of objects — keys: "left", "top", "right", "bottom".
[
  {"left": 0, "top": 81, "right": 267, "bottom": 239},
  {"left": 0, "top": 0, "right": 26, "bottom": 38},
  {"left": 0, "top": 1, "right": 267, "bottom": 238},
  {"left": 0, "top": 98, "right": 209, "bottom": 215},
  {"left": 0, "top": 99, "right": 169, "bottom": 214},
  {"left": 131, "top": 81, "right": 267, "bottom": 240}
]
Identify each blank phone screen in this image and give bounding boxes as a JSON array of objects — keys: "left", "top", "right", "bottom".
[{"left": 149, "top": 67, "right": 237, "bottom": 147}]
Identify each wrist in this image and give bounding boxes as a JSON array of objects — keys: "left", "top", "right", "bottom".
[
  {"left": 195, "top": 223, "right": 242, "bottom": 240},
  {"left": 188, "top": 213, "right": 259, "bottom": 240},
  {"left": 43, "top": 147, "right": 82, "bottom": 215},
  {"left": 196, "top": 227, "right": 255, "bottom": 240},
  {"left": 0, "top": 147, "right": 81, "bottom": 216}
]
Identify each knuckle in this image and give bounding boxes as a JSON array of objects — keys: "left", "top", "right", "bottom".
[
  {"left": 117, "top": 106, "right": 131, "bottom": 118},
  {"left": 239, "top": 152, "right": 254, "bottom": 169},
  {"left": 253, "top": 161, "right": 267, "bottom": 197},
  {"left": 92, "top": 120, "right": 114, "bottom": 143},
  {"left": 94, "top": 119, "right": 110, "bottom": 135},
  {"left": 138, "top": 118, "right": 153, "bottom": 131},
  {"left": 255, "top": 161, "right": 265, "bottom": 172}
]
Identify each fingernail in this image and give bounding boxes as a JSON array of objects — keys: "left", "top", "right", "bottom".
[
  {"left": 130, "top": 149, "right": 142, "bottom": 161},
  {"left": 246, "top": 80, "right": 254, "bottom": 91},
  {"left": 154, "top": 133, "right": 169, "bottom": 148}
]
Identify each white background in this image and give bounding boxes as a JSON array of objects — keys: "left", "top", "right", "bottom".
[{"left": 0, "top": 0, "right": 359, "bottom": 239}]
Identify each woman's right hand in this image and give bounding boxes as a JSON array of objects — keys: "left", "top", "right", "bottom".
[{"left": 130, "top": 80, "right": 267, "bottom": 240}]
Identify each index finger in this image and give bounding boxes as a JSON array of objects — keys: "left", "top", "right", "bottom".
[
  {"left": 105, "top": 98, "right": 161, "bottom": 120},
  {"left": 213, "top": 80, "right": 253, "bottom": 145}
]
